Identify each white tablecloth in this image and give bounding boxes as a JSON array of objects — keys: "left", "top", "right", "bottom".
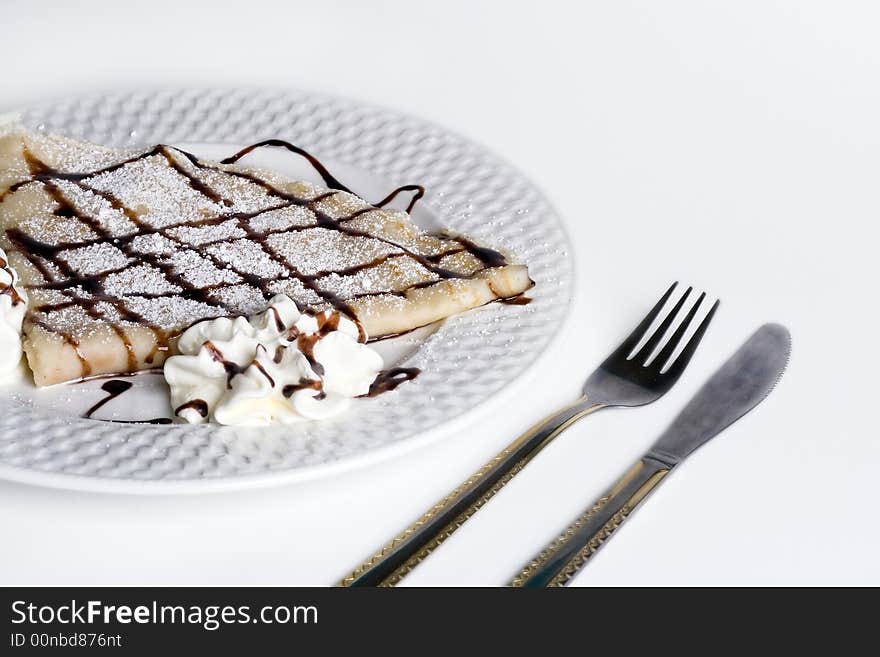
[{"left": 1, "top": 0, "right": 876, "bottom": 585}]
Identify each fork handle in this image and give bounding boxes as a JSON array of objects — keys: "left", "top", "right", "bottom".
[
  {"left": 509, "top": 455, "right": 673, "bottom": 587},
  {"left": 337, "top": 395, "right": 604, "bottom": 586}
]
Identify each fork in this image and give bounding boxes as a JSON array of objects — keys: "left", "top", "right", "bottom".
[{"left": 338, "top": 282, "right": 719, "bottom": 586}]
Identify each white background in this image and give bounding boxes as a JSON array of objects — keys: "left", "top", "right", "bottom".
[{"left": 1, "top": 0, "right": 877, "bottom": 585}]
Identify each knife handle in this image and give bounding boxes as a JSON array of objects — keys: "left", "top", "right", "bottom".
[
  {"left": 337, "top": 396, "right": 604, "bottom": 587},
  {"left": 510, "top": 455, "right": 672, "bottom": 587}
]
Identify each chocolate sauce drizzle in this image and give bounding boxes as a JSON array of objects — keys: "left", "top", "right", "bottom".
[
  {"left": 500, "top": 295, "right": 532, "bottom": 306},
  {"left": 220, "top": 139, "right": 354, "bottom": 194},
  {"left": 3, "top": 139, "right": 520, "bottom": 382},
  {"left": 110, "top": 417, "right": 173, "bottom": 425},
  {"left": 175, "top": 399, "right": 209, "bottom": 418},
  {"left": 0, "top": 254, "right": 25, "bottom": 306},
  {"left": 282, "top": 378, "right": 322, "bottom": 399},
  {"left": 80, "top": 376, "right": 173, "bottom": 423},
  {"left": 295, "top": 311, "right": 341, "bottom": 377},
  {"left": 373, "top": 184, "right": 425, "bottom": 214},
  {"left": 82, "top": 379, "right": 133, "bottom": 418},
  {"left": 364, "top": 368, "right": 421, "bottom": 397}
]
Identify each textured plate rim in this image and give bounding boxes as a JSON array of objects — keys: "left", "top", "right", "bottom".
[{"left": 0, "top": 87, "right": 575, "bottom": 494}]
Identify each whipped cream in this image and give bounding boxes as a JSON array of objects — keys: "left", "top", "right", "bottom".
[
  {"left": 0, "top": 248, "right": 27, "bottom": 377},
  {"left": 164, "top": 295, "right": 383, "bottom": 426}
]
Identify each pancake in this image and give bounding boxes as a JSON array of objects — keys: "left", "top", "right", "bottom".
[{"left": 0, "top": 131, "right": 532, "bottom": 386}]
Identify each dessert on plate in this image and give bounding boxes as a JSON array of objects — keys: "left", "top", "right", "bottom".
[{"left": 0, "top": 125, "right": 533, "bottom": 424}]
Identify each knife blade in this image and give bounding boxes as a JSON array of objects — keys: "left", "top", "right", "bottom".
[
  {"left": 510, "top": 323, "right": 791, "bottom": 587},
  {"left": 647, "top": 322, "right": 791, "bottom": 465}
]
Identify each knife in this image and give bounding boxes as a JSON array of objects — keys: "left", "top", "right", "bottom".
[{"left": 509, "top": 323, "right": 791, "bottom": 587}]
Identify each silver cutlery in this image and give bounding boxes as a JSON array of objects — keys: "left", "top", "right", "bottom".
[
  {"left": 339, "top": 282, "right": 719, "bottom": 586},
  {"left": 510, "top": 323, "right": 790, "bottom": 587}
]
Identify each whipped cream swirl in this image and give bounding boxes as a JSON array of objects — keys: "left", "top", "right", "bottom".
[
  {"left": 164, "top": 295, "right": 383, "bottom": 426},
  {"left": 0, "top": 248, "right": 27, "bottom": 377}
]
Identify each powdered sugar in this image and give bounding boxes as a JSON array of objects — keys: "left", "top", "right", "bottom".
[
  {"left": 205, "top": 239, "right": 286, "bottom": 279},
  {"left": 53, "top": 180, "right": 138, "bottom": 236},
  {"left": 123, "top": 296, "right": 221, "bottom": 331},
  {"left": 164, "top": 249, "right": 242, "bottom": 287},
  {"left": 86, "top": 154, "right": 224, "bottom": 229},
  {"left": 247, "top": 205, "right": 316, "bottom": 234},
  {"left": 266, "top": 227, "right": 400, "bottom": 276},
  {"left": 166, "top": 218, "right": 245, "bottom": 246},
  {"left": 129, "top": 233, "right": 177, "bottom": 256},
  {"left": 57, "top": 242, "right": 131, "bottom": 277},
  {"left": 102, "top": 264, "right": 182, "bottom": 297},
  {"left": 0, "top": 135, "right": 507, "bottom": 366},
  {"left": 317, "top": 254, "right": 435, "bottom": 297}
]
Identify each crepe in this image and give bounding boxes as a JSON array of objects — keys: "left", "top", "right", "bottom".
[{"left": 0, "top": 131, "right": 532, "bottom": 386}]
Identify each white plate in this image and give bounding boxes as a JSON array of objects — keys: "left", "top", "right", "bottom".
[{"left": 0, "top": 89, "right": 573, "bottom": 493}]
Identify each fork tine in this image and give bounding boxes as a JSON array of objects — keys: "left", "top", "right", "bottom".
[
  {"left": 656, "top": 296, "right": 720, "bottom": 375},
  {"left": 632, "top": 286, "right": 692, "bottom": 363},
  {"left": 610, "top": 282, "right": 678, "bottom": 359},
  {"left": 650, "top": 291, "right": 706, "bottom": 370}
]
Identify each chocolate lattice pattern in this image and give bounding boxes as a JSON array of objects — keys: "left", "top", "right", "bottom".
[{"left": 1, "top": 138, "right": 517, "bottom": 379}]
